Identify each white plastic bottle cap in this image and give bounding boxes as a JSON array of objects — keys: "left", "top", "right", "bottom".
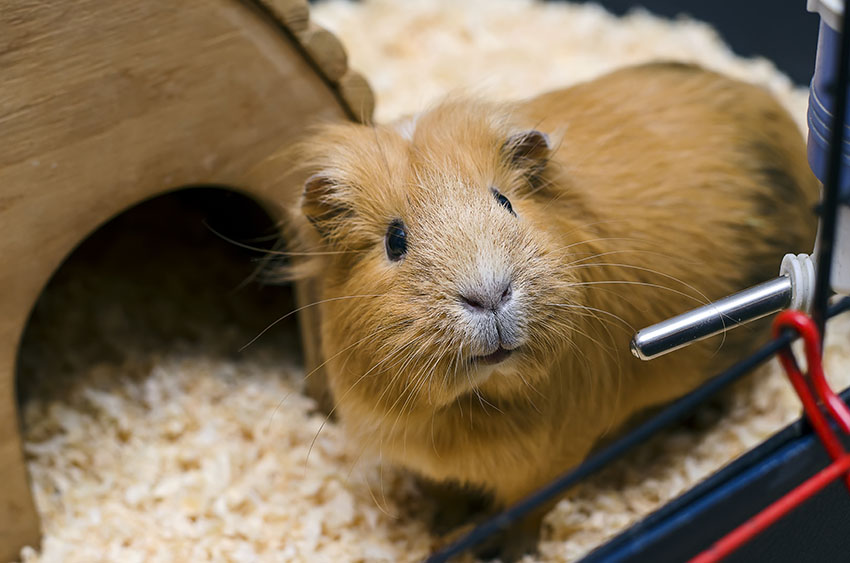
[
  {"left": 809, "top": 0, "right": 845, "bottom": 30},
  {"left": 780, "top": 253, "right": 817, "bottom": 312}
]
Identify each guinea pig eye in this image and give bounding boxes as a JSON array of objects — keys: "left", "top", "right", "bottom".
[
  {"left": 385, "top": 220, "right": 408, "bottom": 261},
  {"left": 491, "top": 188, "right": 516, "bottom": 216}
]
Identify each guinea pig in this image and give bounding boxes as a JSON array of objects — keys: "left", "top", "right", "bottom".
[{"left": 282, "top": 62, "right": 818, "bottom": 554}]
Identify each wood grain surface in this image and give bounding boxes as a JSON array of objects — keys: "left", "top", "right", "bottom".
[{"left": 0, "top": 0, "right": 370, "bottom": 558}]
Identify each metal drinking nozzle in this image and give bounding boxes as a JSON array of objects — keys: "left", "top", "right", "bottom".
[{"left": 630, "top": 276, "right": 793, "bottom": 360}]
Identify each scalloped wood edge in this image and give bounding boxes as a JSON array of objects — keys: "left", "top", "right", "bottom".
[{"left": 261, "top": 0, "right": 375, "bottom": 124}]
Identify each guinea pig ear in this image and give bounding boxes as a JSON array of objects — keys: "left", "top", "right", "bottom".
[
  {"left": 300, "top": 173, "right": 349, "bottom": 238},
  {"left": 502, "top": 130, "right": 551, "bottom": 177}
]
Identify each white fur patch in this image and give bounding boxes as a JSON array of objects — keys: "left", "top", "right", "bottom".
[{"left": 393, "top": 114, "right": 419, "bottom": 141}]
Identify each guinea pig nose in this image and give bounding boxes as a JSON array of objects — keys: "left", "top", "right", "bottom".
[
  {"left": 459, "top": 281, "right": 512, "bottom": 313},
  {"left": 500, "top": 282, "right": 513, "bottom": 304}
]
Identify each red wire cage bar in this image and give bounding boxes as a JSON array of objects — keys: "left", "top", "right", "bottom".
[{"left": 691, "top": 310, "right": 850, "bottom": 563}]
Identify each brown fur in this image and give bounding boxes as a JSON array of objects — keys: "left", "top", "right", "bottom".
[{"left": 280, "top": 63, "right": 818, "bottom": 543}]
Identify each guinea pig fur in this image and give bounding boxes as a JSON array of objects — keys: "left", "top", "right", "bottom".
[{"left": 283, "top": 62, "right": 818, "bottom": 548}]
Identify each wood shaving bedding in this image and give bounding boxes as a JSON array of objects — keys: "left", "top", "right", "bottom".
[{"left": 18, "top": 2, "right": 849, "bottom": 562}]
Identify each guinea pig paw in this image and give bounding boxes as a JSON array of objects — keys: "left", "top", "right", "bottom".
[
  {"left": 472, "top": 524, "right": 541, "bottom": 563},
  {"left": 419, "top": 479, "right": 491, "bottom": 535},
  {"left": 430, "top": 521, "right": 476, "bottom": 553},
  {"left": 430, "top": 518, "right": 541, "bottom": 563}
]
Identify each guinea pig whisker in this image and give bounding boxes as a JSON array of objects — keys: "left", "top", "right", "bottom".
[
  {"left": 468, "top": 370, "right": 502, "bottom": 415},
  {"left": 342, "top": 419, "right": 401, "bottom": 496},
  {"left": 564, "top": 307, "right": 627, "bottom": 390},
  {"left": 513, "top": 370, "right": 543, "bottom": 411},
  {"left": 555, "top": 236, "right": 652, "bottom": 256},
  {"left": 351, "top": 444, "right": 395, "bottom": 520},
  {"left": 552, "top": 219, "right": 639, "bottom": 241},
  {"left": 368, "top": 342, "right": 418, "bottom": 381},
  {"left": 561, "top": 283, "right": 637, "bottom": 305},
  {"left": 565, "top": 313, "right": 625, "bottom": 348},
  {"left": 569, "top": 264, "right": 722, "bottom": 335},
  {"left": 463, "top": 369, "right": 477, "bottom": 417},
  {"left": 338, "top": 334, "right": 418, "bottom": 418},
  {"left": 266, "top": 319, "right": 408, "bottom": 432},
  {"left": 428, "top": 338, "right": 459, "bottom": 405},
  {"left": 403, "top": 346, "right": 448, "bottom": 453},
  {"left": 465, "top": 366, "right": 494, "bottom": 420},
  {"left": 418, "top": 347, "right": 437, "bottom": 407},
  {"left": 562, "top": 248, "right": 696, "bottom": 268},
  {"left": 425, "top": 344, "right": 443, "bottom": 406},
  {"left": 365, "top": 468, "right": 396, "bottom": 520},
  {"left": 304, "top": 335, "right": 416, "bottom": 473},
  {"left": 368, "top": 336, "right": 434, "bottom": 427},
  {"left": 568, "top": 323, "right": 619, "bottom": 365},
  {"left": 453, "top": 346, "right": 466, "bottom": 419},
  {"left": 551, "top": 304, "right": 634, "bottom": 332},
  {"left": 341, "top": 416, "right": 410, "bottom": 520},
  {"left": 537, "top": 184, "right": 573, "bottom": 209},
  {"left": 385, "top": 337, "right": 429, "bottom": 394},
  {"left": 401, "top": 336, "right": 450, "bottom": 412},
  {"left": 446, "top": 340, "right": 464, "bottom": 399},
  {"left": 368, "top": 352, "right": 417, "bottom": 422},
  {"left": 430, "top": 410, "right": 441, "bottom": 458},
  {"left": 526, "top": 172, "right": 565, "bottom": 197},
  {"left": 347, "top": 340, "right": 426, "bottom": 490},
  {"left": 203, "top": 220, "right": 360, "bottom": 256},
  {"left": 383, "top": 341, "right": 439, "bottom": 457},
  {"left": 240, "top": 293, "right": 386, "bottom": 352},
  {"left": 565, "top": 262, "right": 712, "bottom": 305},
  {"left": 568, "top": 280, "right": 710, "bottom": 307}
]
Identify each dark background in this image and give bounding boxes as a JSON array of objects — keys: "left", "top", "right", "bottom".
[{"left": 568, "top": 0, "right": 820, "bottom": 85}]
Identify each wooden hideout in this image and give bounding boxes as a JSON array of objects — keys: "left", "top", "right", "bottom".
[{"left": 0, "top": 1, "right": 373, "bottom": 559}]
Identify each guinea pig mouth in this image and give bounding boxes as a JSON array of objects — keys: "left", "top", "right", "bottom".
[{"left": 470, "top": 347, "right": 514, "bottom": 365}]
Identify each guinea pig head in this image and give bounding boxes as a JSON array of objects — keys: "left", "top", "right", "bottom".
[{"left": 295, "top": 101, "right": 581, "bottom": 415}]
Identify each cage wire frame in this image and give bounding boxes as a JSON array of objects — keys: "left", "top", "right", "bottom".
[{"left": 426, "top": 4, "right": 850, "bottom": 561}]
